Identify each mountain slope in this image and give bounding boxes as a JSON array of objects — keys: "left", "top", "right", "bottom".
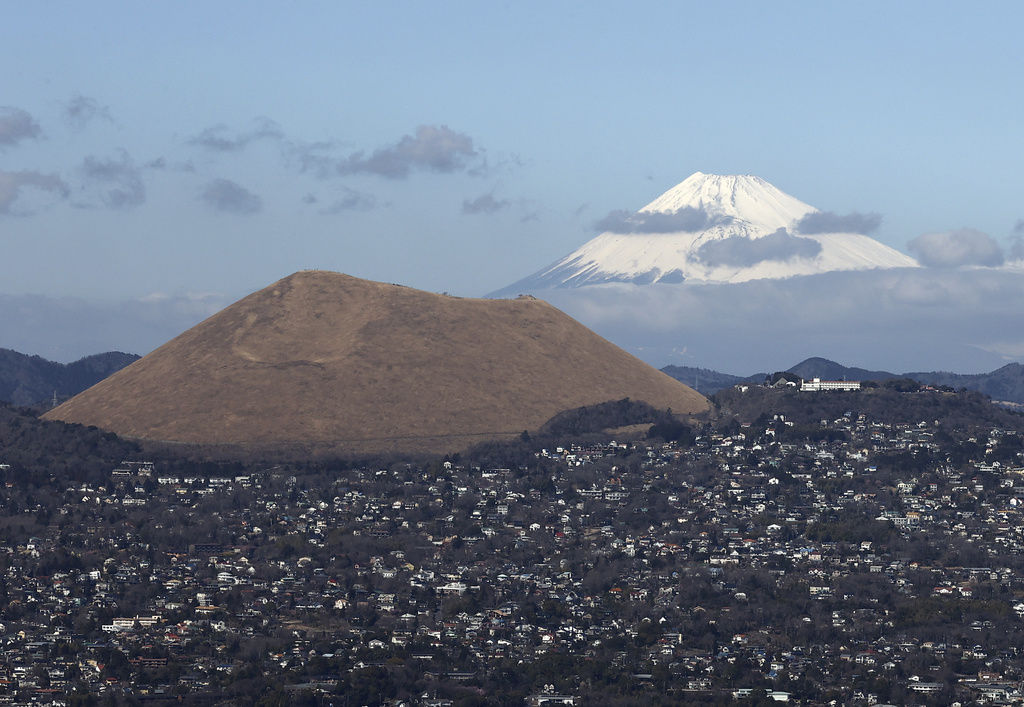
[
  {"left": 491, "top": 173, "right": 917, "bottom": 295},
  {"left": 0, "top": 349, "right": 139, "bottom": 406},
  {"left": 44, "top": 271, "right": 708, "bottom": 454}
]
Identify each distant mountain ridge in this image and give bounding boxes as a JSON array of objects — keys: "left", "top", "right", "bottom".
[
  {"left": 0, "top": 349, "right": 140, "bottom": 406},
  {"left": 662, "top": 356, "right": 1024, "bottom": 405},
  {"left": 904, "top": 363, "right": 1024, "bottom": 407},
  {"left": 786, "top": 357, "right": 897, "bottom": 383},
  {"left": 659, "top": 366, "right": 764, "bottom": 395}
]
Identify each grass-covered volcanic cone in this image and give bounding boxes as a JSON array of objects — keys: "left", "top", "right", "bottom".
[{"left": 44, "top": 271, "right": 708, "bottom": 453}]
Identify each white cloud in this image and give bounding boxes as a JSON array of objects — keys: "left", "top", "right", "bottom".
[
  {"left": 693, "top": 228, "right": 822, "bottom": 268},
  {"left": 200, "top": 178, "right": 262, "bottom": 214},
  {"left": 0, "top": 106, "right": 41, "bottom": 147},
  {"left": 189, "top": 118, "right": 283, "bottom": 151},
  {"left": 535, "top": 268, "right": 1024, "bottom": 374},
  {"left": 907, "top": 228, "right": 1004, "bottom": 268},
  {"left": 81, "top": 150, "right": 146, "bottom": 209},
  {"left": 63, "top": 95, "right": 114, "bottom": 131},
  {"left": 594, "top": 206, "right": 722, "bottom": 234},
  {"left": 297, "top": 125, "right": 481, "bottom": 179},
  {"left": 0, "top": 292, "right": 230, "bottom": 363},
  {"left": 0, "top": 169, "right": 68, "bottom": 214},
  {"left": 1008, "top": 222, "right": 1024, "bottom": 261},
  {"left": 317, "top": 186, "right": 376, "bottom": 214},
  {"left": 794, "top": 210, "right": 882, "bottom": 235},
  {"left": 463, "top": 193, "right": 510, "bottom": 215}
]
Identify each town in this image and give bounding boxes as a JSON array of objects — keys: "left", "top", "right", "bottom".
[{"left": 1, "top": 381, "right": 1024, "bottom": 706}]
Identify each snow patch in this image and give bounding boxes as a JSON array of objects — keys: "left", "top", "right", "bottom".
[{"left": 492, "top": 172, "right": 918, "bottom": 296}]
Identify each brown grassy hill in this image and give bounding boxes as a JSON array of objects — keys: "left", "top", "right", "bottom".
[{"left": 44, "top": 271, "right": 708, "bottom": 454}]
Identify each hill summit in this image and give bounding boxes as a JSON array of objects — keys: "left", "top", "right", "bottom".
[
  {"left": 491, "top": 172, "right": 918, "bottom": 294},
  {"left": 44, "top": 271, "right": 708, "bottom": 453}
]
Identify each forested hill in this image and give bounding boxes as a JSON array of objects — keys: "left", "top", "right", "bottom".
[
  {"left": 664, "top": 356, "right": 1024, "bottom": 405},
  {"left": 0, "top": 349, "right": 139, "bottom": 406},
  {"left": 905, "top": 362, "right": 1024, "bottom": 407},
  {"left": 712, "top": 380, "right": 1024, "bottom": 433}
]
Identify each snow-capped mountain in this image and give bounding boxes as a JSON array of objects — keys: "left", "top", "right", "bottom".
[{"left": 491, "top": 172, "right": 918, "bottom": 296}]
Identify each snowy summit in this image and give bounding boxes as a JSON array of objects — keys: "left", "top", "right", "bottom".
[{"left": 491, "top": 172, "right": 918, "bottom": 295}]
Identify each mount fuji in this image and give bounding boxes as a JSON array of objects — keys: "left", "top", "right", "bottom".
[{"left": 490, "top": 172, "right": 918, "bottom": 296}]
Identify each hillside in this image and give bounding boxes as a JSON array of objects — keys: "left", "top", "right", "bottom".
[
  {"left": 0, "top": 349, "right": 139, "bottom": 406},
  {"left": 660, "top": 365, "right": 764, "bottom": 397},
  {"left": 44, "top": 271, "right": 708, "bottom": 454},
  {"left": 663, "top": 357, "right": 1024, "bottom": 405},
  {"left": 713, "top": 380, "right": 1022, "bottom": 431},
  {"left": 907, "top": 362, "right": 1024, "bottom": 406}
]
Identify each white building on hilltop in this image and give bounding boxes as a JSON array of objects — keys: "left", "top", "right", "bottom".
[{"left": 800, "top": 377, "right": 861, "bottom": 392}]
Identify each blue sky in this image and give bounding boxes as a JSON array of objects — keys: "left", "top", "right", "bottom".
[{"left": 3, "top": 2, "right": 1024, "bottom": 369}]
